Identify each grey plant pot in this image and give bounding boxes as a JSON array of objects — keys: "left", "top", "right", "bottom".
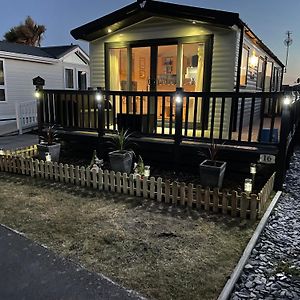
[
  {"left": 109, "top": 150, "right": 133, "bottom": 174},
  {"left": 37, "top": 143, "right": 61, "bottom": 162},
  {"left": 199, "top": 159, "right": 227, "bottom": 188}
]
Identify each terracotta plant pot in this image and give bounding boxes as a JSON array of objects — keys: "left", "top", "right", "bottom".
[
  {"left": 109, "top": 150, "right": 133, "bottom": 174},
  {"left": 199, "top": 159, "right": 227, "bottom": 188},
  {"left": 37, "top": 143, "right": 61, "bottom": 162}
]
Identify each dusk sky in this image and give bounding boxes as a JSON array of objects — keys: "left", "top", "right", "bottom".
[{"left": 1, "top": 0, "right": 299, "bottom": 84}]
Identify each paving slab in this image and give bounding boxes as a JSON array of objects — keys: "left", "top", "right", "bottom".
[
  {"left": 0, "top": 133, "right": 38, "bottom": 150},
  {"left": 0, "top": 225, "right": 144, "bottom": 300}
]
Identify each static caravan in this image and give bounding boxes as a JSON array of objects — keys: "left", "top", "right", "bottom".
[
  {"left": 0, "top": 42, "right": 89, "bottom": 133},
  {"left": 70, "top": 0, "right": 284, "bottom": 139}
]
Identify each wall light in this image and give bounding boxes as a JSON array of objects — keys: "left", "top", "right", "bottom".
[
  {"left": 175, "top": 95, "right": 182, "bottom": 104},
  {"left": 249, "top": 53, "right": 258, "bottom": 68},
  {"left": 283, "top": 96, "right": 292, "bottom": 106},
  {"left": 34, "top": 91, "right": 40, "bottom": 99},
  {"left": 107, "top": 28, "right": 112, "bottom": 33},
  {"left": 95, "top": 93, "right": 102, "bottom": 102}
]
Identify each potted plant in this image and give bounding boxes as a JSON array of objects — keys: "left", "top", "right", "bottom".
[
  {"left": 108, "top": 129, "right": 135, "bottom": 174},
  {"left": 199, "top": 139, "right": 226, "bottom": 188},
  {"left": 37, "top": 126, "right": 61, "bottom": 162}
]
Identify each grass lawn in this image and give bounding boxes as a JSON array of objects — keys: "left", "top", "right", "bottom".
[{"left": 0, "top": 172, "right": 257, "bottom": 300}]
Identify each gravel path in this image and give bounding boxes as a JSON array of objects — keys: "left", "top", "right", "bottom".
[{"left": 231, "top": 150, "right": 300, "bottom": 299}]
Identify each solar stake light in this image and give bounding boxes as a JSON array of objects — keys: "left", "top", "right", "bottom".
[
  {"left": 144, "top": 165, "right": 150, "bottom": 177},
  {"left": 45, "top": 152, "right": 52, "bottom": 162},
  {"left": 250, "top": 163, "right": 256, "bottom": 175},
  {"left": 244, "top": 178, "right": 253, "bottom": 194}
]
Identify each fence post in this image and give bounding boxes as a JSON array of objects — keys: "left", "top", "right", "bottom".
[
  {"left": 274, "top": 94, "right": 291, "bottom": 190},
  {"left": 96, "top": 87, "right": 105, "bottom": 157},
  {"left": 33, "top": 76, "right": 45, "bottom": 139},
  {"left": 174, "top": 88, "right": 183, "bottom": 168}
]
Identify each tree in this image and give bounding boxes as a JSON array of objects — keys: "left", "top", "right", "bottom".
[{"left": 3, "top": 16, "right": 46, "bottom": 47}]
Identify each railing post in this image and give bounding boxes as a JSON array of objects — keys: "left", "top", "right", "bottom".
[
  {"left": 96, "top": 88, "right": 105, "bottom": 157},
  {"left": 33, "top": 76, "right": 45, "bottom": 139},
  {"left": 274, "top": 94, "right": 292, "bottom": 190},
  {"left": 96, "top": 87, "right": 105, "bottom": 137},
  {"left": 174, "top": 88, "right": 183, "bottom": 168}
]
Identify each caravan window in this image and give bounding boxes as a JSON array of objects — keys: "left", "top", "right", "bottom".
[
  {"left": 256, "top": 57, "right": 265, "bottom": 89},
  {"left": 0, "top": 61, "right": 5, "bottom": 101},
  {"left": 240, "top": 47, "right": 249, "bottom": 86},
  {"left": 65, "top": 68, "right": 74, "bottom": 89}
]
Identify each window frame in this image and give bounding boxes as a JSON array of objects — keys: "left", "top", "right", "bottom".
[
  {"left": 264, "top": 61, "right": 273, "bottom": 92},
  {"left": 104, "top": 34, "right": 213, "bottom": 93},
  {"left": 240, "top": 46, "right": 250, "bottom": 87},
  {"left": 0, "top": 59, "right": 7, "bottom": 103},
  {"left": 64, "top": 67, "right": 75, "bottom": 90},
  {"left": 256, "top": 57, "right": 265, "bottom": 90},
  {"left": 77, "top": 69, "right": 88, "bottom": 90}
]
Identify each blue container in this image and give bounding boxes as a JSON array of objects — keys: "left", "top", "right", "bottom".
[{"left": 260, "top": 128, "right": 279, "bottom": 143}]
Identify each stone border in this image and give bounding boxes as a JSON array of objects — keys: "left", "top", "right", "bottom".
[{"left": 217, "top": 191, "right": 282, "bottom": 300}]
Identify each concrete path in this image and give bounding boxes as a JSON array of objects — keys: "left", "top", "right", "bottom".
[
  {"left": 0, "top": 133, "right": 38, "bottom": 150},
  {"left": 0, "top": 225, "right": 144, "bottom": 300},
  {"left": 231, "top": 150, "right": 300, "bottom": 299}
]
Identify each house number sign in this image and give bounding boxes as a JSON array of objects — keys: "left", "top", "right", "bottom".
[{"left": 259, "top": 154, "right": 276, "bottom": 164}]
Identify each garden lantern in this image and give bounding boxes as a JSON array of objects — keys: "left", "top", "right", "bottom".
[
  {"left": 45, "top": 152, "right": 52, "bottom": 162},
  {"left": 244, "top": 178, "right": 253, "bottom": 194}
]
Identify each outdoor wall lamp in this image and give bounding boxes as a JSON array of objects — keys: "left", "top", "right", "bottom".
[
  {"left": 175, "top": 95, "right": 182, "bottom": 104},
  {"left": 283, "top": 96, "right": 292, "bottom": 106},
  {"left": 95, "top": 92, "right": 103, "bottom": 102},
  {"left": 249, "top": 53, "right": 258, "bottom": 68},
  {"left": 34, "top": 90, "right": 40, "bottom": 99}
]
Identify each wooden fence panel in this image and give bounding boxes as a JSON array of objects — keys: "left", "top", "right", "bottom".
[
  {"left": 110, "top": 171, "right": 116, "bottom": 192},
  {"left": 136, "top": 175, "right": 141, "bottom": 197},
  {"left": 150, "top": 177, "right": 155, "bottom": 199},
  {"left": 116, "top": 172, "right": 121, "bottom": 193},
  {"left": 0, "top": 153, "right": 275, "bottom": 221},
  {"left": 157, "top": 177, "right": 162, "bottom": 202},
  {"left": 129, "top": 174, "right": 134, "bottom": 196},
  {"left": 180, "top": 182, "right": 185, "bottom": 206},
  {"left": 123, "top": 173, "right": 128, "bottom": 194},
  {"left": 231, "top": 191, "right": 238, "bottom": 217},
  {"left": 172, "top": 182, "right": 179, "bottom": 205},
  {"left": 165, "top": 180, "right": 170, "bottom": 204},
  {"left": 143, "top": 176, "right": 148, "bottom": 198}
]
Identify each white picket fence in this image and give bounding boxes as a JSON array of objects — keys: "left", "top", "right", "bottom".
[
  {"left": 0, "top": 146, "right": 276, "bottom": 221},
  {"left": 15, "top": 101, "right": 37, "bottom": 134}
]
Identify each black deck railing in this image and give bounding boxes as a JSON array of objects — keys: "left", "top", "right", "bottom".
[
  {"left": 37, "top": 88, "right": 300, "bottom": 145},
  {"left": 35, "top": 87, "right": 300, "bottom": 189}
]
